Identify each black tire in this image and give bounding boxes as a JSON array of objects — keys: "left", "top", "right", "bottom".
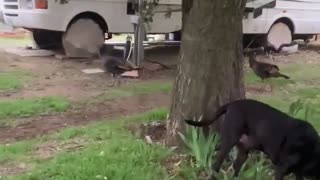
[{"left": 32, "top": 29, "right": 63, "bottom": 50}]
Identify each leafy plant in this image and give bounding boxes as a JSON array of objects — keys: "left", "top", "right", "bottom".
[
  {"left": 288, "top": 98, "right": 316, "bottom": 121},
  {"left": 237, "top": 153, "right": 271, "bottom": 180},
  {"left": 178, "top": 116, "right": 219, "bottom": 177},
  {"left": 179, "top": 116, "right": 273, "bottom": 180}
]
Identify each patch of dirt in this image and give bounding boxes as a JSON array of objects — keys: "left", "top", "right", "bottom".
[
  {"left": 0, "top": 93, "right": 170, "bottom": 143},
  {"left": 245, "top": 84, "right": 273, "bottom": 97},
  {"left": 0, "top": 49, "right": 175, "bottom": 101},
  {"left": 33, "top": 138, "right": 88, "bottom": 160},
  {"left": 127, "top": 121, "right": 167, "bottom": 145},
  {"left": 0, "top": 162, "right": 30, "bottom": 176},
  {"left": 161, "top": 153, "right": 193, "bottom": 178}
]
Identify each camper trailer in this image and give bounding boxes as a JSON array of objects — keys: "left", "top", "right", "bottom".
[
  {"left": 2, "top": 0, "right": 320, "bottom": 51},
  {"left": 243, "top": 0, "right": 320, "bottom": 48},
  {"left": 2, "top": 0, "right": 182, "bottom": 55}
]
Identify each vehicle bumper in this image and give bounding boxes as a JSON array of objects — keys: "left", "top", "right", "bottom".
[
  {"left": 3, "top": 9, "right": 65, "bottom": 31},
  {"left": 0, "top": 10, "right": 5, "bottom": 23}
]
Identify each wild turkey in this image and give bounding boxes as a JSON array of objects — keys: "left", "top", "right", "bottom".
[
  {"left": 263, "top": 41, "right": 298, "bottom": 59},
  {"left": 99, "top": 45, "right": 140, "bottom": 87},
  {"left": 248, "top": 52, "right": 290, "bottom": 82}
]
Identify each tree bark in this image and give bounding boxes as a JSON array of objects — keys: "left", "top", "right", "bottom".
[{"left": 166, "top": 0, "right": 247, "bottom": 146}]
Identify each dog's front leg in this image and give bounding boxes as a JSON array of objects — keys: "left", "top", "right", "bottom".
[
  {"left": 274, "top": 153, "right": 300, "bottom": 180},
  {"left": 274, "top": 166, "right": 286, "bottom": 180}
]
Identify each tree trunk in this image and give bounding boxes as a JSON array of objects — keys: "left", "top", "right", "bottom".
[{"left": 166, "top": 0, "right": 247, "bottom": 146}]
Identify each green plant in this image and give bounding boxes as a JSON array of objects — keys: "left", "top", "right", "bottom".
[
  {"left": 179, "top": 116, "right": 273, "bottom": 180},
  {"left": 178, "top": 116, "right": 219, "bottom": 177},
  {"left": 240, "top": 154, "right": 270, "bottom": 180},
  {"left": 288, "top": 98, "right": 316, "bottom": 121}
]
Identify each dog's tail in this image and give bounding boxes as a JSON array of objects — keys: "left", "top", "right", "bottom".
[{"left": 184, "top": 102, "right": 231, "bottom": 127}]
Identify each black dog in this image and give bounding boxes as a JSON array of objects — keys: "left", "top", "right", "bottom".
[{"left": 185, "top": 99, "right": 320, "bottom": 180}]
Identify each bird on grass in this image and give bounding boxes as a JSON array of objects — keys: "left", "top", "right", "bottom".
[
  {"left": 99, "top": 45, "right": 141, "bottom": 87},
  {"left": 248, "top": 52, "right": 290, "bottom": 82}
]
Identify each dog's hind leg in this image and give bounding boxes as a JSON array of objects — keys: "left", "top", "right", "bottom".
[
  {"left": 211, "top": 141, "right": 235, "bottom": 180},
  {"left": 233, "top": 145, "right": 249, "bottom": 177},
  {"left": 211, "top": 112, "right": 243, "bottom": 179},
  {"left": 294, "top": 173, "right": 304, "bottom": 180}
]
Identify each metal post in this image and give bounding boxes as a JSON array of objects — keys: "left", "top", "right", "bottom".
[
  {"left": 124, "top": 35, "right": 132, "bottom": 60},
  {"left": 136, "top": 19, "right": 145, "bottom": 67},
  {"left": 136, "top": 0, "right": 145, "bottom": 67},
  {"left": 132, "top": 23, "right": 139, "bottom": 66},
  {"left": 128, "top": 0, "right": 145, "bottom": 68}
]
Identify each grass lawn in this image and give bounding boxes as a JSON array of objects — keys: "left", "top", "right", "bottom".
[
  {"left": 0, "top": 70, "right": 31, "bottom": 91},
  {"left": 103, "top": 81, "right": 172, "bottom": 100},
  {"left": 3, "top": 56, "right": 320, "bottom": 179},
  {"left": 0, "top": 96, "right": 70, "bottom": 126},
  {"left": 3, "top": 108, "right": 171, "bottom": 180},
  {"left": 0, "top": 37, "right": 33, "bottom": 48}
]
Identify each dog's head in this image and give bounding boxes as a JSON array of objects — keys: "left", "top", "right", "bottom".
[
  {"left": 284, "top": 121, "right": 320, "bottom": 177},
  {"left": 301, "top": 143, "right": 320, "bottom": 177}
]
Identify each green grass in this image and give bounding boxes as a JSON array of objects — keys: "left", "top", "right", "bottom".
[
  {"left": 0, "top": 96, "right": 70, "bottom": 120},
  {"left": 0, "top": 70, "right": 31, "bottom": 91},
  {"left": 245, "top": 63, "right": 320, "bottom": 88},
  {"left": 104, "top": 81, "right": 172, "bottom": 100},
  {"left": 8, "top": 108, "right": 170, "bottom": 180},
  {"left": 0, "top": 141, "right": 36, "bottom": 162},
  {"left": 0, "top": 37, "right": 32, "bottom": 48},
  {"left": 245, "top": 71, "right": 295, "bottom": 88},
  {"left": 107, "top": 34, "right": 128, "bottom": 41},
  {"left": 3, "top": 55, "right": 320, "bottom": 179},
  {"left": 253, "top": 86, "right": 320, "bottom": 129}
]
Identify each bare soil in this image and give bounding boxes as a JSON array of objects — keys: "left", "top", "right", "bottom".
[
  {"left": 33, "top": 137, "right": 89, "bottom": 160},
  {"left": 1, "top": 39, "right": 320, "bottom": 145},
  {"left": 0, "top": 162, "right": 29, "bottom": 177},
  {"left": 0, "top": 93, "right": 170, "bottom": 143},
  {"left": 0, "top": 45, "right": 175, "bottom": 143},
  {"left": 2, "top": 36, "right": 320, "bottom": 178}
]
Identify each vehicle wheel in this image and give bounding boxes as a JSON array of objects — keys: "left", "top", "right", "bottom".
[
  {"left": 165, "top": 31, "right": 181, "bottom": 41},
  {"left": 32, "top": 29, "right": 63, "bottom": 50},
  {"left": 267, "top": 22, "right": 292, "bottom": 49},
  {"left": 172, "top": 30, "right": 181, "bottom": 41},
  {"left": 62, "top": 18, "right": 105, "bottom": 58}
]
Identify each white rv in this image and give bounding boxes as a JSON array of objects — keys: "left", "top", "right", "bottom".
[
  {"left": 1, "top": 0, "right": 182, "bottom": 56},
  {"left": 243, "top": 0, "right": 320, "bottom": 48},
  {"left": 2, "top": 0, "right": 320, "bottom": 51}
]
